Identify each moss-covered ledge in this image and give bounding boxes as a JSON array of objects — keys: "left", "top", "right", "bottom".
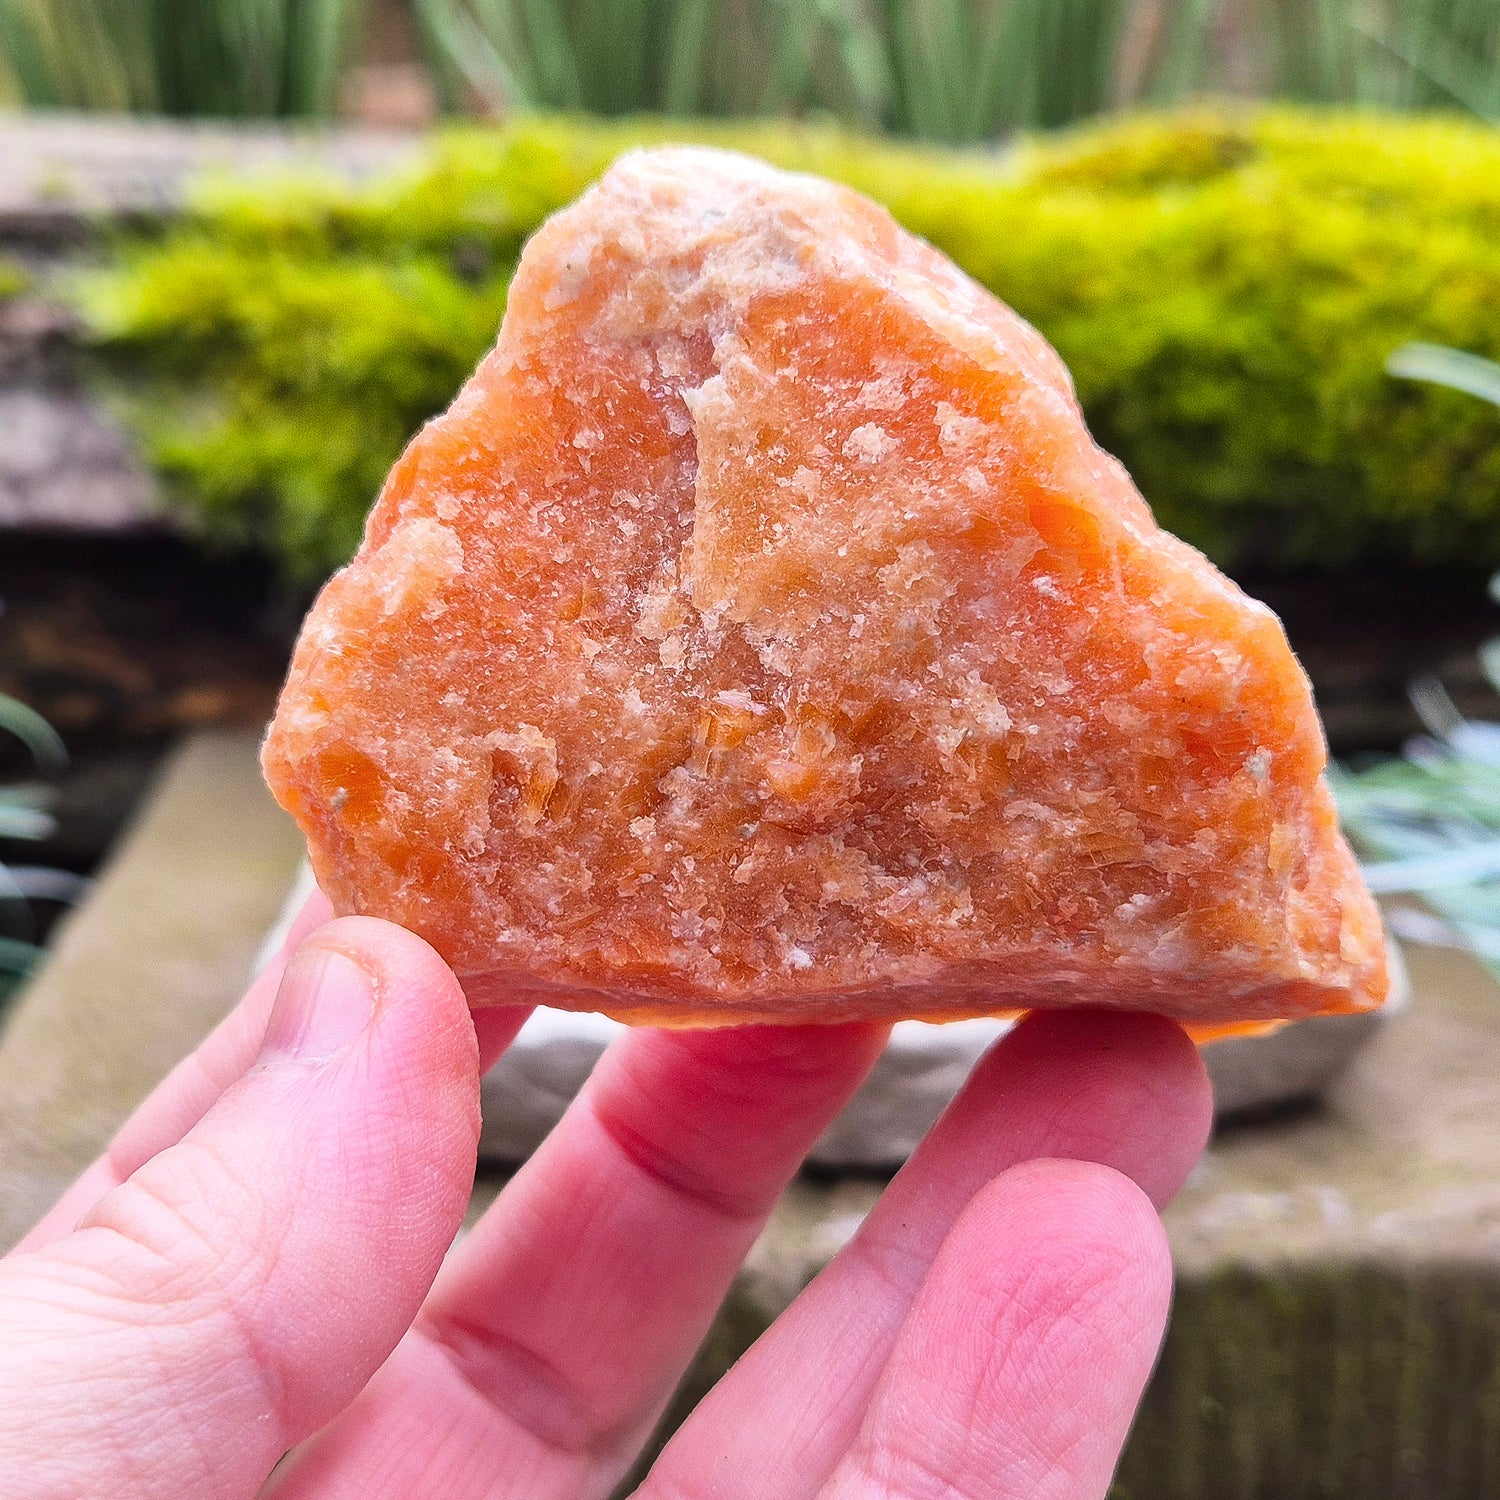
[{"left": 1121, "top": 1264, "right": 1500, "bottom": 1500}]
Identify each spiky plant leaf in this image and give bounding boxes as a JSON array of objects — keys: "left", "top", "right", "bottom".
[{"left": 1388, "top": 342, "right": 1500, "bottom": 409}]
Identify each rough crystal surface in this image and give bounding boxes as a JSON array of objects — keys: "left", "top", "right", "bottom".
[{"left": 263, "top": 147, "right": 1387, "bottom": 1029}]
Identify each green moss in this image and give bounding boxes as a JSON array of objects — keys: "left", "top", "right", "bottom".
[
  {"left": 0, "top": 260, "right": 30, "bottom": 301},
  {"left": 1114, "top": 1265, "right": 1500, "bottom": 1500},
  {"left": 83, "top": 107, "right": 1500, "bottom": 579}
]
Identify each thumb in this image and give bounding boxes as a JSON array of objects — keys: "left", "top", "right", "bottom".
[{"left": 0, "top": 917, "right": 481, "bottom": 1500}]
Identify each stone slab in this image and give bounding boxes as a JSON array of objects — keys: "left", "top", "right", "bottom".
[
  {"left": 0, "top": 111, "right": 416, "bottom": 243},
  {"left": 0, "top": 728, "right": 305, "bottom": 1250},
  {"left": 0, "top": 283, "right": 164, "bottom": 533},
  {"left": 0, "top": 114, "right": 416, "bottom": 535},
  {"left": 0, "top": 378, "right": 161, "bottom": 531}
]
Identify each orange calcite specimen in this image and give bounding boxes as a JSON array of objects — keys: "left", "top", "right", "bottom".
[{"left": 263, "top": 147, "right": 1388, "bottom": 1030}]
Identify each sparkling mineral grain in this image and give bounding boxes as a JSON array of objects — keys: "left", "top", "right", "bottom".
[{"left": 262, "top": 147, "right": 1388, "bottom": 1030}]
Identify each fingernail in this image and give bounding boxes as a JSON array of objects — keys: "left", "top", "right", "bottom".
[{"left": 261, "top": 945, "right": 376, "bottom": 1063}]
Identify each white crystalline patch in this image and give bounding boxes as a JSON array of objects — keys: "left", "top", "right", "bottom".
[
  {"left": 543, "top": 249, "right": 593, "bottom": 309},
  {"left": 842, "top": 424, "right": 895, "bottom": 463},
  {"left": 787, "top": 946, "right": 814, "bottom": 971},
  {"left": 957, "top": 676, "right": 1012, "bottom": 738},
  {"left": 635, "top": 573, "right": 685, "bottom": 642},
  {"left": 778, "top": 465, "right": 820, "bottom": 500},
  {"left": 671, "top": 909, "right": 705, "bottom": 941},
  {"left": 713, "top": 688, "right": 766, "bottom": 715},
  {"left": 856, "top": 374, "right": 907, "bottom": 412},
  {"left": 935, "top": 402, "right": 987, "bottom": 452},
  {"left": 652, "top": 336, "right": 699, "bottom": 383},
  {"left": 371, "top": 517, "right": 464, "bottom": 619},
  {"left": 753, "top": 633, "right": 797, "bottom": 676}
]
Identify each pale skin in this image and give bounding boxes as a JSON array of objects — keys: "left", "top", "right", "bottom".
[{"left": 0, "top": 893, "right": 1212, "bottom": 1500}]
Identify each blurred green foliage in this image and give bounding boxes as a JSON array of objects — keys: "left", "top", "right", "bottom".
[
  {"left": 0, "top": 261, "right": 29, "bottom": 300},
  {"left": 0, "top": 693, "right": 66, "bottom": 1003},
  {"left": 4, "top": 0, "right": 1495, "bottom": 132},
  {"left": 82, "top": 106, "right": 1500, "bottom": 580},
  {"left": 0, "top": 0, "right": 365, "bottom": 116},
  {"left": 412, "top": 0, "right": 886, "bottom": 125},
  {"left": 1246, "top": 0, "right": 1500, "bottom": 118},
  {"left": 410, "top": 0, "right": 1500, "bottom": 139}
]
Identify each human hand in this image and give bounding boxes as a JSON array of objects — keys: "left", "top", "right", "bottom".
[{"left": 0, "top": 899, "right": 1211, "bottom": 1499}]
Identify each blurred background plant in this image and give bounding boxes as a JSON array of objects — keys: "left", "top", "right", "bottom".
[
  {"left": 388, "top": 0, "right": 1500, "bottom": 136},
  {"left": 1336, "top": 677, "right": 1500, "bottom": 984},
  {"left": 411, "top": 0, "right": 886, "bottom": 122},
  {"left": 0, "top": 0, "right": 367, "bottom": 116},
  {"left": 0, "top": 693, "right": 83, "bottom": 1007},
  {"left": 1335, "top": 345, "right": 1500, "bottom": 978},
  {"left": 1255, "top": 0, "right": 1500, "bottom": 117},
  {"left": 2, "top": 0, "right": 1497, "bottom": 132}
]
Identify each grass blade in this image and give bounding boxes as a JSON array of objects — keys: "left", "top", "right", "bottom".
[
  {"left": 0, "top": 801, "right": 55, "bottom": 841},
  {"left": 0, "top": 0, "right": 64, "bottom": 105},
  {"left": 0, "top": 694, "right": 65, "bottom": 777},
  {"left": 518, "top": 0, "right": 585, "bottom": 108},
  {"left": 1145, "top": 0, "right": 1223, "bottom": 101},
  {"left": 0, "top": 867, "right": 90, "bottom": 903},
  {"left": 1388, "top": 342, "right": 1500, "bottom": 408},
  {"left": 662, "top": 0, "right": 715, "bottom": 114},
  {"left": 0, "top": 934, "right": 42, "bottom": 975}
]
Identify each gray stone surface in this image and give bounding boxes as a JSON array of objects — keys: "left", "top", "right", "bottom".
[
  {"left": 0, "top": 113, "right": 414, "bottom": 534},
  {"left": 0, "top": 282, "right": 163, "bottom": 531},
  {"left": 0, "top": 728, "right": 305, "bottom": 1251},
  {"left": 0, "top": 111, "right": 415, "bottom": 242},
  {"left": 0, "top": 382, "right": 160, "bottom": 529}
]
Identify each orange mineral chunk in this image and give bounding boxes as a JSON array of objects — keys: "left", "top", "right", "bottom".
[{"left": 263, "top": 146, "right": 1388, "bottom": 1030}]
